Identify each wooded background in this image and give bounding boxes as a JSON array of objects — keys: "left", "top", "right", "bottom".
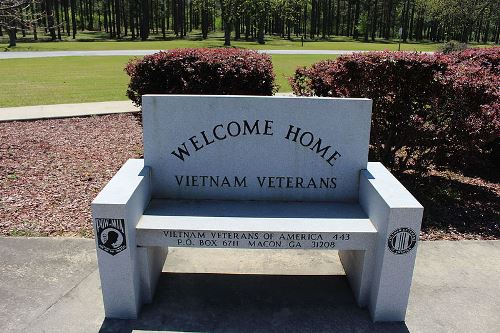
[{"left": 1, "top": 0, "right": 499, "bottom": 47}]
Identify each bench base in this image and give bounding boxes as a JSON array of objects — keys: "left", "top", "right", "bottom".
[{"left": 92, "top": 159, "right": 423, "bottom": 322}]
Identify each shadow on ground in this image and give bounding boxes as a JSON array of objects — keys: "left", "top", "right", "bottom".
[
  {"left": 397, "top": 170, "right": 500, "bottom": 240},
  {"left": 99, "top": 273, "right": 409, "bottom": 333}
]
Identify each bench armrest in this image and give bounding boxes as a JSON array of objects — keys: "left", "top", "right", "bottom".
[
  {"left": 93, "top": 159, "right": 150, "bottom": 206},
  {"left": 359, "top": 162, "right": 423, "bottom": 235},
  {"left": 92, "top": 159, "right": 151, "bottom": 228},
  {"left": 360, "top": 162, "right": 423, "bottom": 212}
]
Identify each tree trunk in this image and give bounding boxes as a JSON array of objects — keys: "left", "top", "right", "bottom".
[
  {"left": 384, "top": 0, "right": 393, "bottom": 39},
  {"left": 166, "top": 0, "right": 170, "bottom": 30},
  {"left": 55, "top": 0, "right": 62, "bottom": 40},
  {"left": 161, "top": 0, "right": 166, "bottom": 39},
  {"left": 109, "top": 0, "right": 115, "bottom": 38},
  {"left": 141, "top": 0, "right": 150, "bottom": 40},
  {"left": 322, "top": 0, "right": 328, "bottom": 39},
  {"left": 303, "top": 2, "right": 307, "bottom": 37},
  {"left": 244, "top": 16, "right": 250, "bottom": 40},
  {"left": 174, "top": 0, "right": 179, "bottom": 36},
  {"left": 8, "top": 28, "right": 17, "bottom": 47},
  {"left": 181, "top": 0, "right": 186, "bottom": 37},
  {"left": 79, "top": 0, "right": 84, "bottom": 30},
  {"left": 104, "top": 0, "right": 109, "bottom": 32},
  {"left": 347, "top": 0, "right": 352, "bottom": 37},
  {"left": 328, "top": 0, "right": 333, "bottom": 36},
  {"left": 310, "top": 0, "right": 316, "bottom": 39},
  {"left": 201, "top": 5, "right": 209, "bottom": 39},
  {"left": 220, "top": 0, "right": 231, "bottom": 46},
  {"left": 21, "top": 12, "right": 26, "bottom": 37},
  {"left": 115, "top": 0, "right": 121, "bottom": 38},
  {"left": 371, "top": 0, "right": 378, "bottom": 41},
  {"left": 224, "top": 21, "right": 231, "bottom": 46},
  {"left": 89, "top": 0, "right": 95, "bottom": 30},
  {"left": 98, "top": 7, "right": 102, "bottom": 31},
  {"left": 364, "top": 0, "right": 371, "bottom": 41},
  {"left": 335, "top": 0, "right": 340, "bottom": 35},
  {"left": 353, "top": 0, "right": 360, "bottom": 39},
  {"left": 31, "top": 1, "right": 38, "bottom": 40},
  {"left": 63, "top": 0, "right": 70, "bottom": 36},
  {"left": 408, "top": 0, "right": 415, "bottom": 40},
  {"left": 235, "top": 18, "right": 240, "bottom": 40},
  {"left": 129, "top": 0, "right": 135, "bottom": 39},
  {"left": 401, "top": 0, "right": 411, "bottom": 42},
  {"left": 257, "top": 17, "right": 265, "bottom": 44},
  {"left": 47, "top": 0, "right": 57, "bottom": 40},
  {"left": 494, "top": 18, "right": 499, "bottom": 44}
]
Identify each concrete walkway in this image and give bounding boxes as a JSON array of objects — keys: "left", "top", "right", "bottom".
[
  {"left": 0, "top": 95, "right": 291, "bottom": 122},
  {"left": 0, "top": 101, "right": 138, "bottom": 121},
  {"left": 0, "top": 237, "right": 498, "bottom": 333},
  {"left": 0, "top": 49, "right": 375, "bottom": 59}
]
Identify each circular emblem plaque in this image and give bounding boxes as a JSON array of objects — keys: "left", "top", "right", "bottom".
[{"left": 387, "top": 227, "right": 417, "bottom": 255}]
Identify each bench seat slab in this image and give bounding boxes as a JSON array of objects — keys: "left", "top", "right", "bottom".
[{"left": 136, "top": 199, "right": 377, "bottom": 250}]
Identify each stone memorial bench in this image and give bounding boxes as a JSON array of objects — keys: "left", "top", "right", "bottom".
[{"left": 92, "top": 95, "right": 423, "bottom": 322}]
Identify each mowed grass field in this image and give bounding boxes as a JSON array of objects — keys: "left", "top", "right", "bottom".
[
  {"left": 1, "top": 33, "right": 445, "bottom": 52},
  {"left": 0, "top": 55, "right": 337, "bottom": 107}
]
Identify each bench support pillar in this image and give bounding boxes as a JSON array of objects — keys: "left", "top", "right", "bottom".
[
  {"left": 344, "top": 162, "right": 424, "bottom": 322},
  {"left": 92, "top": 159, "right": 167, "bottom": 319},
  {"left": 339, "top": 249, "right": 375, "bottom": 307},
  {"left": 138, "top": 246, "right": 168, "bottom": 303}
]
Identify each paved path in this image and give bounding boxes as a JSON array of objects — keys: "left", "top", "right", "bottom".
[
  {"left": 0, "top": 49, "right": 377, "bottom": 59},
  {"left": 0, "top": 237, "right": 498, "bottom": 333},
  {"left": 0, "top": 95, "right": 292, "bottom": 122},
  {"left": 0, "top": 101, "right": 139, "bottom": 122}
]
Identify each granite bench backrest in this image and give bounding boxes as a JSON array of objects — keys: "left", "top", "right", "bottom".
[{"left": 142, "top": 95, "right": 372, "bottom": 203}]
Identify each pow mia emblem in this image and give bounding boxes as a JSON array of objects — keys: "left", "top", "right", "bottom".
[
  {"left": 387, "top": 227, "right": 417, "bottom": 255},
  {"left": 95, "top": 218, "right": 127, "bottom": 256}
]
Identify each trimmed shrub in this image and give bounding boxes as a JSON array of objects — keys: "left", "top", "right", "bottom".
[
  {"left": 445, "top": 46, "right": 500, "bottom": 75},
  {"left": 125, "top": 48, "right": 277, "bottom": 106},
  {"left": 438, "top": 40, "right": 468, "bottom": 54},
  {"left": 435, "top": 56, "right": 499, "bottom": 167},
  {"left": 290, "top": 49, "right": 499, "bottom": 172},
  {"left": 290, "top": 51, "right": 449, "bottom": 171}
]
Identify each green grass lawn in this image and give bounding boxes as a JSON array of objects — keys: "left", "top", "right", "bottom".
[
  {"left": 0, "top": 32, "right": 449, "bottom": 52},
  {"left": 0, "top": 54, "right": 337, "bottom": 107}
]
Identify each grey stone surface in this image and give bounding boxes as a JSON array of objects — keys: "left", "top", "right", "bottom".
[
  {"left": 143, "top": 95, "right": 372, "bottom": 202},
  {"left": 1, "top": 238, "right": 499, "bottom": 333},
  {"left": 408, "top": 241, "right": 500, "bottom": 333},
  {"left": 0, "top": 237, "right": 97, "bottom": 333}
]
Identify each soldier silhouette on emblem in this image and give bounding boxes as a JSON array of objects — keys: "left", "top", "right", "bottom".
[
  {"left": 103, "top": 230, "right": 120, "bottom": 249},
  {"left": 100, "top": 228, "right": 123, "bottom": 250}
]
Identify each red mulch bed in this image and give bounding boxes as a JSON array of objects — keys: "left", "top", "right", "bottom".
[
  {"left": 0, "top": 114, "right": 142, "bottom": 237},
  {"left": 1, "top": 114, "right": 498, "bottom": 240}
]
